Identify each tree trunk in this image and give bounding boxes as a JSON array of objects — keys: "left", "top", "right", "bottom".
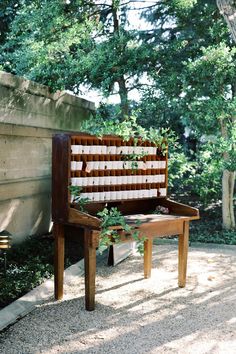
[
  {"left": 220, "top": 116, "right": 235, "bottom": 230},
  {"left": 217, "top": 4, "right": 236, "bottom": 228},
  {"left": 117, "top": 77, "right": 129, "bottom": 118},
  {"left": 222, "top": 169, "right": 236, "bottom": 229},
  {"left": 217, "top": 0, "right": 236, "bottom": 43},
  {"left": 112, "top": 0, "right": 129, "bottom": 119}
]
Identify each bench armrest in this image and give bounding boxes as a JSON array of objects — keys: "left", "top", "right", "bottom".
[
  {"left": 68, "top": 207, "right": 101, "bottom": 229},
  {"left": 158, "top": 199, "right": 200, "bottom": 219}
]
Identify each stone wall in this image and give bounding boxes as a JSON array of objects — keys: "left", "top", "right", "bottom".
[{"left": 0, "top": 71, "right": 95, "bottom": 242}]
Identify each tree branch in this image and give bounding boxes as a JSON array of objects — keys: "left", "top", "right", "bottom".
[{"left": 217, "top": 0, "right": 236, "bottom": 43}]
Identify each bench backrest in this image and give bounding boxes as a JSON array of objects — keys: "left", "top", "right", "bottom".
[{"left": 52, "top": 133, "right": 168, "bottom": 222}]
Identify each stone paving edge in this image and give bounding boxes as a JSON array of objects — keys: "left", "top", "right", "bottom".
[
  {"left": 1, "top": 241, "right": 235, "bottom": 332},
  {"left": 0, "top": 258, "right": 85, "bottom": 332}
]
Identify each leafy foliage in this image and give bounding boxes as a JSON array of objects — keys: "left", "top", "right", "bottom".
[
  {"left": 0, "top": 0, "right": 153, "bottom": 118},
  {"left": 142, "top": 0, "right": 236, "bottom": 228},
  {"left": 97, "top": 207, "right": 146, "bottom": 255},
  {"left": 69, "top": 182, "right": 147, "bottom": 254},
  {"left": 81, "top": 113, "right": 175, "bottom": 149},
  {"left": 69, "top": 185, "right": 90, "bottom": 211},
  {"left": 0, "top": 235, "right": 54, "bottom": 309},
  {"left": 0, "top": 234, "right": 81, "bottom": 309},
  {"left": 0, "top": 259, "right": 52, "bottom": 309},
  {"left": 0, "top": 0, "right": 96, "bottom": 89},
  {"left": 0, "top": 0, "right": 235, "bottom": 228},
  {"left": 190, "top": 205, "right": 236, "bottom": 244}
]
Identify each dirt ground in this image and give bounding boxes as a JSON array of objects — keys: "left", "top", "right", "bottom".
[{"left": 0, "top": 243, "right": 236, "bottom": 354}]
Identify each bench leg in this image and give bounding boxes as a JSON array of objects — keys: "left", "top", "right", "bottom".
[
  {"left": 144, "top": 237, "right": 153, "bottom": 278},
  {"left": 84, "top": 230, "right": 97, "bottom": 311},
  {"left": 178, "top": 221, "right": 189, "bottom": 288},
  {"left": 54, "top": 223, "right": 65, "bottom": 300}
]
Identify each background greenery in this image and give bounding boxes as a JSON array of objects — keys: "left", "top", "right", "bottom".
[
  {"left": 0, "top": 233, "right": 83, "bottom": 309},
  {"left": 0, "top": 0, "right": 235, "bottom": 308}
]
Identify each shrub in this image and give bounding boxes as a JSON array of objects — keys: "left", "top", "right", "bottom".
[{"left": 0, "top": 235, "right": 54, "bottom": 309}]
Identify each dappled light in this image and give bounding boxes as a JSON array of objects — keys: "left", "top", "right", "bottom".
[
  {"left": 1, "top": 244, "right": 236, "bottom": 353},
  {"left": 0, "top": 0, "right": 236, "bottom": 353},
  {"left": 0, "top": 199, "right": 20, "bottom": 231}
]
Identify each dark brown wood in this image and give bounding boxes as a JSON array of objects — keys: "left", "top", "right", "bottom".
[
  {"left": 54, "top": 223, "right": 65, "bottom": 300},
  {"left": 68, "top": 208, "right": 101, "bottom": 229},
  {"left": 158, "top": 199, "right": 199, "bottom": 219},
  {"left": 52, "top": 135, "right": 70, "bottom": 223},
  {"left": 124, "top": 214, "right": 185, "bottom": 237},
  {"left": 144, "top": 237, "right": 153, "bottom": 278},
  {"left": 84, "top": 229, "right": 97, "bottom": 311},
  {"left": 107, "top": 246, "right": 114, "bottom": 266},
  {"left": 84, "top": 199, "right": 158, "bottom": 216},
  {"left": 52, "top": 132, "right": 199, "bottom": 310},
  {"left": 178, "top": 221, "right": 189, "bottom": 287},
  {"left": 141, "top": 220, "right": 184, "bottom": 238}
]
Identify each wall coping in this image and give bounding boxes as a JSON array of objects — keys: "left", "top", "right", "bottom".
[{"left": 0, "top": 71, "right": 95, "bottom": 111}]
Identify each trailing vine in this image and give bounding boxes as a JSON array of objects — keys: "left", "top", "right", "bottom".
[
  {"left": 97, "top": 207, "right": 147, "bottom": 255},
  {"left": 121, "top": 151, "right": 148, "bottom": 172},
  {"left": 69, "top": 187, "right": 147, "bottom": 255},
  {"left": 70, "top": 116, "right": 174, "bottom": 254},
  {"left": 80, "top": 114, "right": 174, "bottom": 153},
  {"left": 68, "top": 186, "right": 90, "bottom": 212}
]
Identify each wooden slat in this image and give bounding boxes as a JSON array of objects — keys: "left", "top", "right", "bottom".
[
  {"left": 81, "top": 198, "right": 158, "bottom": 217},
  {"left": 80, "top": 214, "right": 186, "bottom": 240},
  {"left": 136, "top": 218, "right": 184, "bottom": 238},
  {"left": 158, "top": 199, "right": 200, "bottom": 219},
  {"left": 52, "top": 134, "right": 70, "bottom": 223},
  {"left": 68, "top": 208, "right": 101, "bottom": 229},
  {"left": 54, "top": 223, "right": 65, "bottom": 300},
  {"left": 68, "top": 133, "right": 168, "bottom": 204},
  {"left": 108, "top": 217, "right": 184, "bottom": 239},
  {"left": 80, "top": 184, "right": 164, "bottom": 192},
  {"left": 84, "top": 229, "right": 97, "bottom": 311},
  {"left": 144, "top": 237, "right": 153, "bottom": 278},
  {"left": 116, "top": 199, "right": 158, "bottom": 215},
  {"left": 178, "top": 221, "right": 189, "bottom": 287}
]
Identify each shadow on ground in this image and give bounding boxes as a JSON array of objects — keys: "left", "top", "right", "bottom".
[{"left": 0, "top": 244, "right": 236, "bottom": 354}]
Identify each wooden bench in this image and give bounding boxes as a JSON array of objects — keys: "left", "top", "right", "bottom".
[{"left": 52, "top": 133, "right": 199, "bottom": 310}]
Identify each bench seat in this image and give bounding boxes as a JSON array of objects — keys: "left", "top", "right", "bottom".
[{"left": 52, "top": 133, "right": 199, "bottom": 311}]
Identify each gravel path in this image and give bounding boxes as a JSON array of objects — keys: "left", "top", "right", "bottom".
[{"left": 0, "top": 243, "right": 236, "bottom": 354}]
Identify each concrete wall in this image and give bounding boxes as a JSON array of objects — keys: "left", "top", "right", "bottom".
[{"left": 0, "top": 71, "right": 95, "bottom": 242}]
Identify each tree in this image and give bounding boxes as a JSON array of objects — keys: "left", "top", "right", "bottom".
[
  {"left": 0, "top": 0, "right": 153, "bottom": 118},
  {"left": 2, "top": 0, "right": 235, "bottom": 228},
  {"left": 141, "top": 0, "right": 236, "bottom": 229},
  {"left": 0, "top": 1, "right": 22, "bottom": 45},
  {"left": 217, "top": 0, "right": 236, "bottom": 43},
  {"left": 0, "top": 0, "right": 97, "bottom": 88},
  {"left": 216, "top": 0, "right": 236, "bottom": 229}
]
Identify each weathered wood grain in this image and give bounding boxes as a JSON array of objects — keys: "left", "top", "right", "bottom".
[{"left": 52, "top": 133, "right": 199, "bottom": 311}]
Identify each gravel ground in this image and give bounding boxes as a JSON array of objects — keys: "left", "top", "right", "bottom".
[{"left": 0, "top": 243, "right": 236, "bottom": 354}]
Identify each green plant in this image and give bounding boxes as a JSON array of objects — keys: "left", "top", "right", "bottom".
[
  {"left": 97, "top": 207, "right": 147, "bottom": 255},
  {"left": 69, "top": 185, "right": 90, "bottom": 212},
  {"left": 0, "top": 235, "right": 54, "bottom": 309},
  {"left": 0, "top": 234, "right": 80, "bottom": 309},
  {"left": 0, "top": 260, "right": 53, "bottom": 309},
  {"left": 123, "top": 151, "right": 148, "bottom": 161},
  {"left": 121, "top": 151, "right": 148, "bottom": 173},
  {"left": 190, "top": 221, "right": 236, "bottom": 245},
  {"left": 130, "top": 161, "right": 138, "bottom": 171},
  {"left": 81, "top": 114, "right": 173, "bottom": 152},
  {"left": 148, "top": 127, "right": 170, "bottom": 154}
]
